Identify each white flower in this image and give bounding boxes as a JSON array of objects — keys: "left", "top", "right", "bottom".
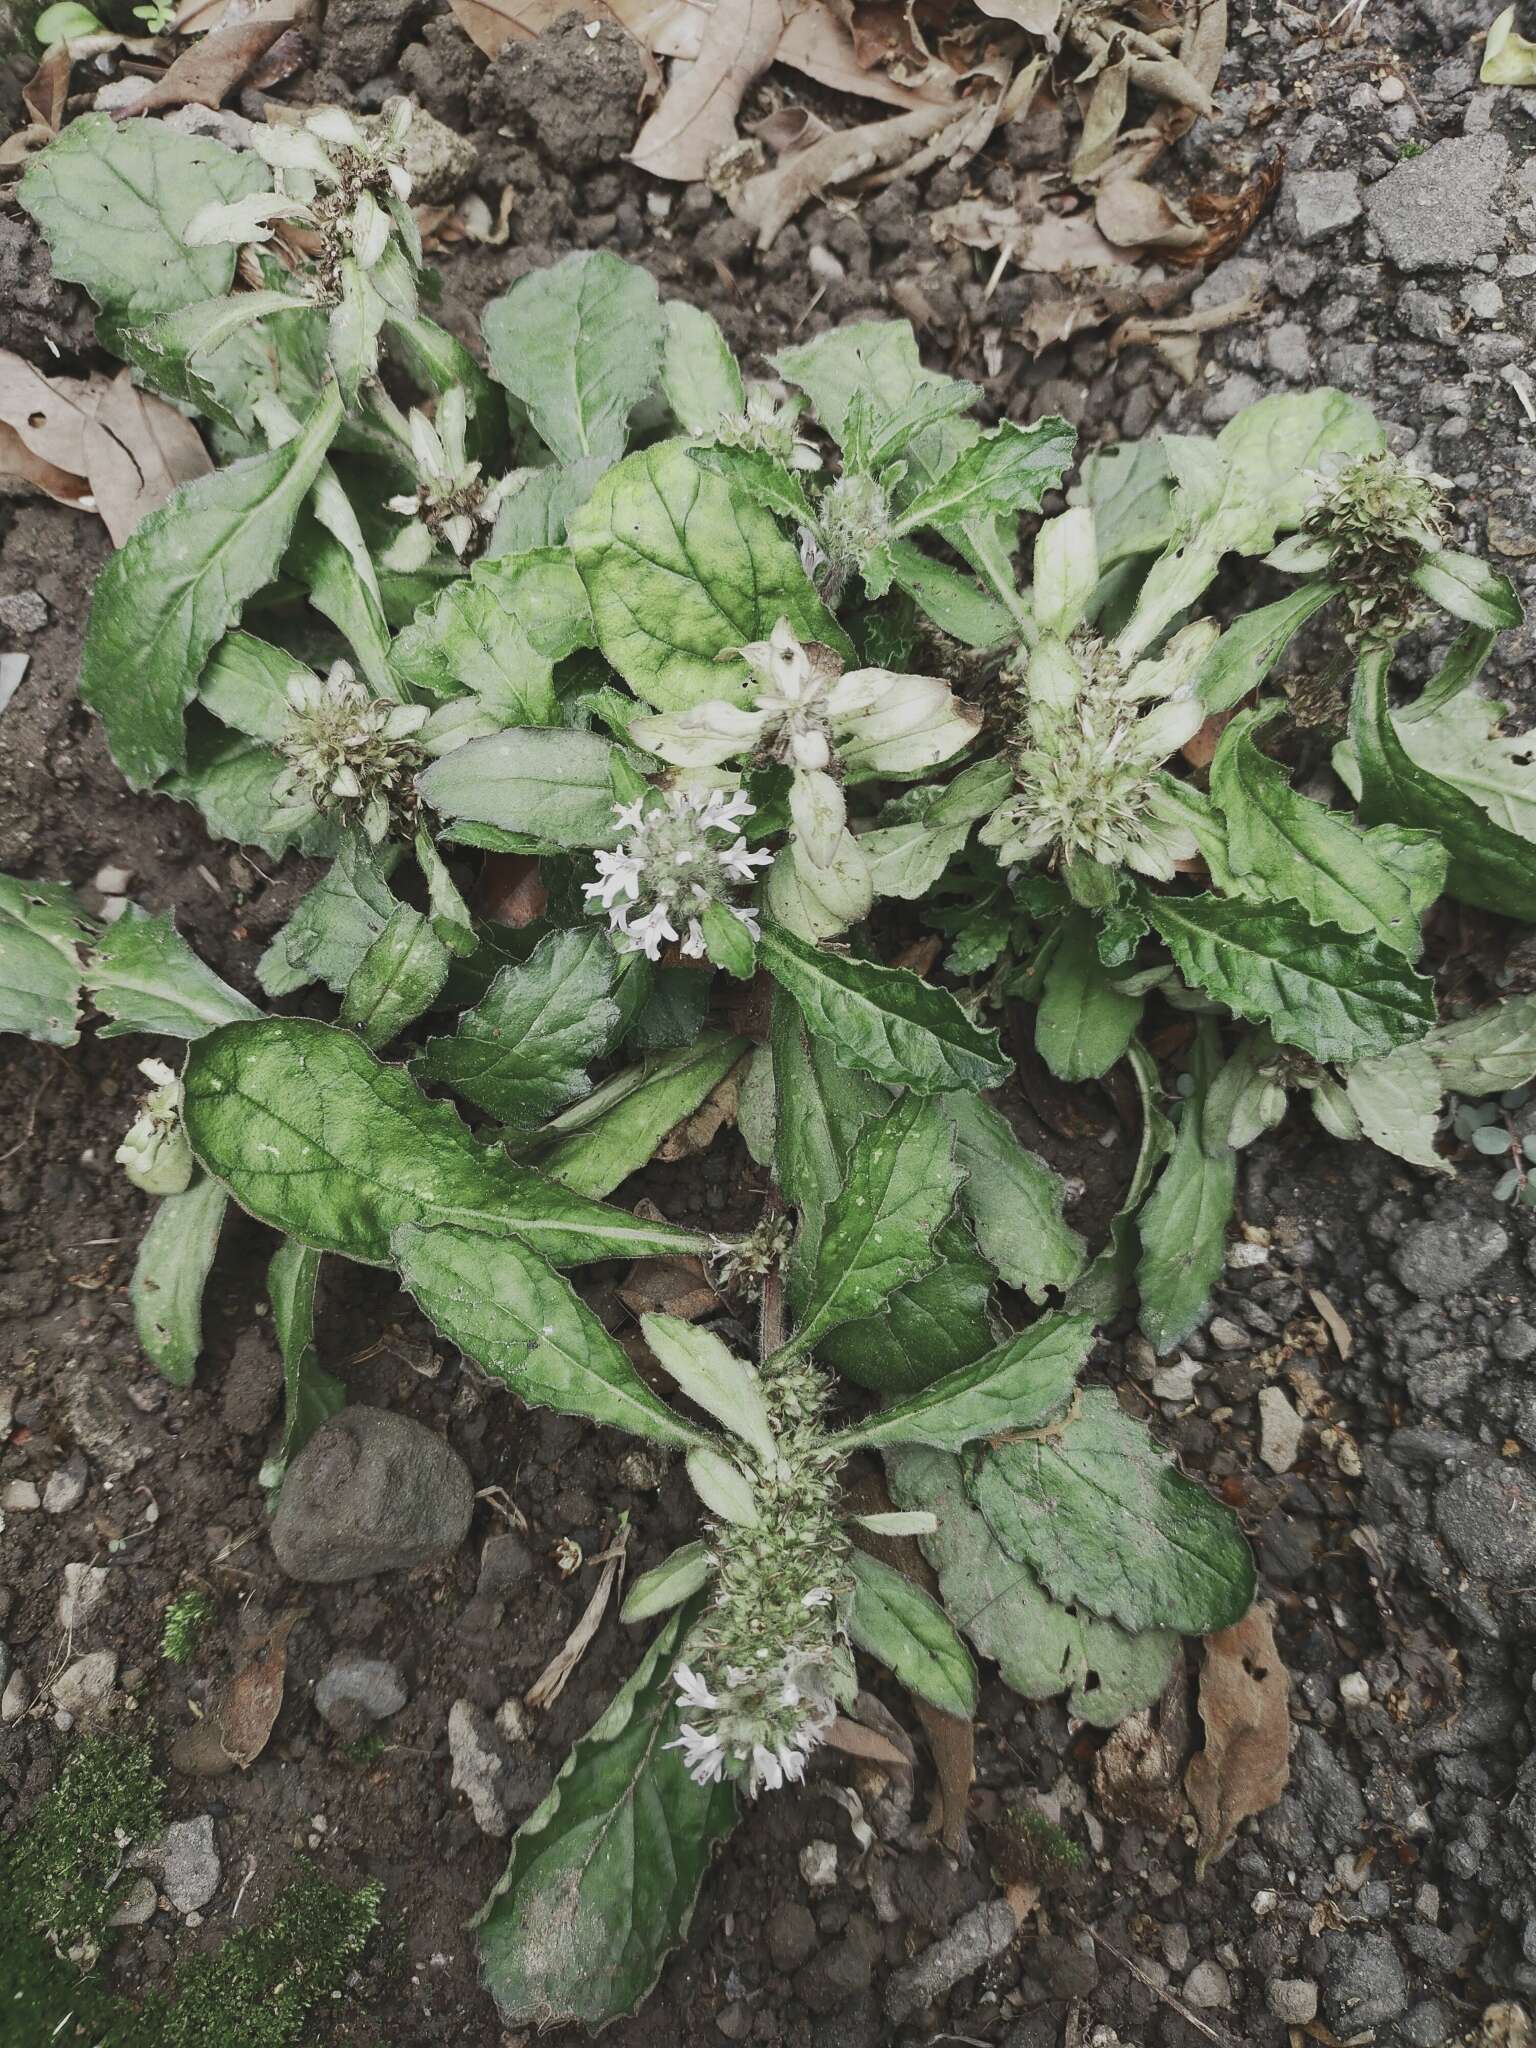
[
  {"left": 715, "top": 384, "right": 821, "bottom": 473},
  {"left": 380, "top": 385, "right": 516, "bottom": 565},
  {"left": 674, "top": 1664, "right": 720, "bottom": 1711},
  {"left": 668, "top": 1721, "right": 727, "bottom": 1786},
  {"left": 801, "top": 1587, "right": 834, "bottom": 1609},
  {"left": 583, "top": 789, "right": 771, "bottom": 966},
  {"left": 116, "top": 1059, "right": 193, "bottom": 1197}
]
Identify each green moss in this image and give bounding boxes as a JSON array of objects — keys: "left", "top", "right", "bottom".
[
  {"left": 7, "top": 1733, "right": 163, "bottom": 1952},
  {"left": 161, "top": 1590, "right": 215, "bottom": 1666},
  {"left": 988, "top": 1801, "right": 1088, "bottom": 1888}
]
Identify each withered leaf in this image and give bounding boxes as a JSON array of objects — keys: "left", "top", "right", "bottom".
[
  {"left": 1185, "top": 1600, "right": 1290, "bottom": 1874},
  {"left": 629, "top": 0, "right": 785, "bottom": 183},
  {"left": 220, "top": 1610, "right": 299, "bottom": 1767},
  {"left": 618, "top": 1255, "right": 721, "bottom": 1323}
]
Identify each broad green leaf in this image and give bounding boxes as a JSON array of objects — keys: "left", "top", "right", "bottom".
[
  {"left": 388, "top": 556, "right": 563, "bottom": 723},
  {"left": 85, "top": 908, "right": 258, "bottom": 1040},
  {"left": 326, "top": 256, "right": 387, "bottom": 410},
  {"left": 183, "top": 1018, "right": 715, "bottom": 1266},
  {"left": 1144, "top": 892, "right": 1436, "bottom": 1064},
  {"left": 393, "top": 1222, "right": 707, "bottom": 1448},
  {"left": 416, "top": 928, "right": 621, "bottom": 1127},
  {"left": 1350, "top": 644, "right": 1535, "bottom": 922},
  {"left": 416, "top": 728, "right": 636, "bottom": 849},
  {"left": 1075, "top": 437, "right": 1177, "bottom": 567},
  {"left": 661, "top": 300, "right": 745, "bottom": 433},
  {"left": 1343, "top": 1044, "right": 1448, "bottom": 1173},
  {"left": 268, "top": 1239, "right": 345, "bottom": 1477},
  {"left": 832, "top": 1315, "right": 1090, "bottom": 1454},
  {"left": 887, "top": 541, "right": 1014, "bottom": 649},
  {"left": 762, "top": 832, "right": 873, "bottom": 944},
  {"left": 384, "top": 306, "right": 505, "bottom": 470},
  {"left": 687, "top": 445, "right": 818, "bottom": 530},
  {"left": 1421, "top": 995, "right": 1536, "bottom": 1097},
  {"left": 257, "top": 836, "right": 401, "bottom": 999},
  {"left": 161, "top": 716, "right": 335, "bottom": 861},
  {"left": 891, "top": 417, "right": 1075, "bottom": 535},
  {"left": 483, "top": 251, "right": 663, "bottom": 465},
  {"left": 1036, "top": 913, "right": 1143, "bottom": 1082},
  {"left": 859, "top": 758, "right": 1012, "bottom": 903},
  {"left": 1393, "top": 690, "right": 1536, "bottom": 844},
  {"left": 786, "top": 1093, "right": 962, "bottom": 1357},
  {"left": 1411, "top": 547, "right": 1522, "bottom": 631},
  {"left": 768, "top": 986, "right": 880, "bottom": 1238},
  {"left": 1136, "top": 1023, "right": 1237, "bottom": 1353},
  {"left": 100, "top": 291, "right": 301, "bottom": 429},
  {"left": 475, "top": 1602, "right": 737, "bottom": 2031},
  {"left": 887, "top": 1446, "right": 1178, "bottom": 1724},
  {"left": 845, "top": 1551, "right": 977, "bottom": 1717},
  {"left": 1194, "top": 582, "right": 1337, "bottom": 713},
  {"left": 570, "top": 440, "right": 851, "bottom": 713},
  {"left": 0, "top": 875, "right": 92, "bottom": 1045},
  {"left": 197, "top": 631, "right": 304, "bottom": 743},
  {"left": 1399, "top": 624, "right": 1496, "bottom": 724},
  {"left": 944, "top": 1093, "right": 1085, "bottom": 1302},
  {"left": 966, "top": 1387, "right": 1256, "bottom": 1635},
  {"left": 535, "top": 1034, "right": 749, "bottom": 1198},
  {"left": 338, "top": 905, "right": 451, "bottom": 1052},
  {"left": 80, "top": 382, "right": 341, "bottom": 788},
  {"left": 20, "top": 115, "right": 268, "bottom": 318},
  {"left": 620, "top": 1543, "right": 713, "bottom": 1623},
  {"left": 820, "top": 1219, "right": 998, "bottom": 1397},
  {"left": 641, "top": 1316, "right": 775, "bottom": 1465},
  {"left": 130, "top": 1174, "right": 228, "bottom": 1387},
  {"left": 1211, "top": 705, "right": 1445, "bottom": 957},
  {"left": 759, "top": 922, "right": 1010, "bottom": 1094},
  {"left": 773, "top": 322, "right": 976, "bottom": 485},
  {"left": 487, "top": 459, "right": 613, "bottom": 556}
]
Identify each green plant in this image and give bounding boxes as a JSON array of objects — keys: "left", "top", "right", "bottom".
[
  {"left": 2, "top": 98, "right": 1534, "bottom": 2034},
  {"left": 161, "top": 1588, "right": 214, "bottom": 1663},
  {"left": 131, "top": 0, "right": 177, "bottom": 29}
]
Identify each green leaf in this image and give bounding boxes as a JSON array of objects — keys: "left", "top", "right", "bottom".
[
  {"left": 942, "top": 1092, "right": 1086, "bottom": 1302},
  {"left": 388, "top": 556, "right": 564, "bottom": 723},
  {"left": 768, "top": 986, "right": 881, "bottom": 1239},
  {"left": 886, "top": 1446, "right": 1178, "bottom": 1726},
  {"left": 660, "top": 300, "right": 745, "bottom": 433},
  {"left": 860, "top": 758, "right": 1012, "bottom": 903},
  {"left": 687, "top": 444, "right": 818, "bottom": 529},
  {"left": 621, "top": 1543, "right": 713, "bottom": 1623},
  {"left": 483, "top": 251, "right": 663, "bottom": 465},
  {"left": 1342, "top": 1044, "right": 1448, "bottom": 1173},
  {"left": 1065, "top": 1040, "right": 1172, "bottom": 1321},
  {"left": 786, "top": 1093, "right": 962, "bottom": 1357},
  {"left": 1036, "top": 913, "right": 1143, "bottom": 1082},
  {"left": 183, "top": 1018, "right": 716, "bottom": 1266},
  {"left": 570, "top": 440, "right": 851, "bottom": 713},
  {"left": 475, "top": 1602, "right": 737, "bottom": 2032},
  {"left": 268, "top": 1238, "right": 345, "bottom": 1477},
  {"left": 773, "top": 322, "right": 976, "bottom": 485},
  {"left": 393, "top": 1222, "right": 707, "bottom": 1448},
  {"left": 887, "top": 541, "right": 1013, "bottom": 649},
  {"left": 84, "top": 908, "right": 259, "bottom": 1040},
  {"left": 832, "top": 1314, "right": 1090, "bottom": 1454},
  {"left": 197, "top": 631, "right": 304, "bottom": 743},
  {"left": 20, "top": 115, "right": 268, "bottom": 318},
  {"left": 1210, "top": 705, "right": 1445, "bottom": 957},
  {"left": 0, "top": 874, "right": 93, "bottom": 1045},
  {"left": 80, "top": 383, "right": 342, "bottom": 788},
  {"left": 487, "top": 459, "right": 613, "bottom": 556},
  {"left": 416, "top": 928, "right": 621, "bottom": 1127},
  {"left": 820, "top": 1219, "right": 997, "bottom": 1397},
  {"left": 287, "top": 483, "right": 395, "bottom": 699},
  {"left": 641, "top": 1317, "right": 774, "bottom": 1464},
  {"left": 1076, "top": 438, "right": 1177, "bottom": 568},
  {"left": 535, "top": 1034, "right": 748, "bottom": 1198},
  {"left": 100, "top": 291, "right": 302, "bottom": 428},
  {"left": 257, "top": 836, "right": 401, "bottom": 999},
  {"left": 845, "top": 1551, "right": 977, "bottom": 1717},
  {"left": 966, "top": 1387, "right": 1256, "bottom": 1635},
  {"left": 161, "top": 717, "right": 334, "bottom": 862},
  {"left": 699, "top": 900, "right": 756, "bottom": 980},
  {"left": 1350, "top": 644, "right": 1535, "bottom": 922},
  {"left": 1420, "top": 994, "right": 1536, "bottom": 1097},
  {"left": 130, "top": 1174, "right": 228, "bottom": 1387},
  {"left": 1398, "top": 624, "right": 1496, "bottom": 724},
  {"left": 1135, "top": 1023, "right": 1238, "bottom": 1353},
  {"left": 891, "top": 417, "right": 1075, "bottom": 535},
  {"left": 1392, "top": 689, "right": 1536, "bottom": 844},
  {"left": 1411, "top": 547, "right": 1522, "bottom": 631},
  {"left": 759, "top": 922, "right": 1010, "bottom": 1094},
  {"left": 338, "top": 905, "right": 451, "bottom": 1052},
  {"left": 417, "top": 728, "right": 636, "bottom": 849},
  {"left": 1194, "top": 582, "right": 1338, "bottom": 713},
  {"left": 1144, "top": 891, "right": 1436, "bottom": 1064}
]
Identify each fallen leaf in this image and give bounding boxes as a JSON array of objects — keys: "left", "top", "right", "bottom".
[
  {"left": 219, "top": 1610, "right": 299, "bottom": 1767},
  {"left": 824, "top": 1715, "right": 912, "bottom": 1767},
  {"left": 630, "top": 0, "right": 784, "bottom": 182},
  {"left": 526, "top": 1525, "right": 627, "bottom": 1710},
  {"left": 1165, "top": 152, "right": 1284, "bottom": 269},
  {"left": 1483, "top": 5, "right": 1536, "bottom": 84},
  {"left": 478, "top": 851, "right": 548, "bottom": 926},
  {"left": 973, "top": 0, "right": 1063, "bottom": 31},
  {"left": 115, "top": 0, "right": 295, "bottom": 117},
  {"left": 0, "top": 348, "right": 97, "bottom": 479},
  {"left": 775, "top": 4, "right": 951, "bottom": 109},
  {"left": 618, "top": 1254, "right": 721, "bottom": 1322},
  {"left": 1095, "top": 176, "right": 1205, "bottom": 250},
  {"left": 447, "top": 0, "right": 682, "bottom": 61},
  {"left": 749, "top": 103, "right": 833, "bottom": 155},
  {"left": 732, "top": 96, "right": 964, "bottom": 248},
  {"left": 83, "top": 369, "right": 213, "bottom": 546},
  {"left": 1307, "top": 1287, "right": 1353, "bottom": 1360},
  {"left": 1184, "top": 1600, "right": 1290, "bottom": 1874},
  {"left": 1109, "top": 289, "right": 1262, "bottom": 383},
  {"left": 1093, "top": 1683, "right": 1189, "bottom": 1829}
]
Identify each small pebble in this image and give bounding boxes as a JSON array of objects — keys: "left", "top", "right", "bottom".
[{"left": 799, "top": 1840, "right": 838, "bottom": 1889}]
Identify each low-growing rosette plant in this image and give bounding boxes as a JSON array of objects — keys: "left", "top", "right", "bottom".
[{"left": 3, "top": 97, "right": 1536, "bottom": 2033}]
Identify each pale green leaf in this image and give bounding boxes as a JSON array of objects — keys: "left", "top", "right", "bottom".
[
  {"left": 620, "top": 1543, "right": 713, "bottom": 1623},
  {"left": 1420, "top": 995, "right": 1536, "bottom": 1097},
  {"left": 1136, "top": 1023, "right": 1237, "bottom": 1353},
  {"left": 845, "top": 1551, "right": 977, "bottom": 1717},
  {"left": 257, "top": 836, "right": 401, "bottom": 999},
  {"left": 417, "top": 728, "right": 636, "bottom": 850},
  {"left": 85, "top": 908, "right": 259, "bottom": 1040},
  {"left": 891, "top": 416, "right": 1075, "bottom": 535},
  {"left": 661, "top": 300, "right": 745, "bottom": 434},
  {"left": 268, "top": 1238, "right": 345, "bottom": 1478},
  {"left": 338, "top": 904, "right": 451, "bottom": 1052},
  {"left": 943, "top": 1093, "right": 1085, "bottom": 1302},
  {"left": 534, "top": 1034, "right": 749, "bottom": 1198},
  {"left": 831, "top": 1315, "right": 1090, "bottom": 1454},
  {"left": 0, "top": 874, "right": 93, "bottom": 1045},
  {"left": 1343, "top": 1044, "right": 1449, "bottom": 1173},
  {"left": 388, "top": 557, "right": 562, "bottom": 724},
  {"left": 642, "top": 1316, "right": 775, "bottom": 1465},
  {"left": 483, "top": 250, "right": 663, "bottom": 464},
  {"left": 131, "top": 1173, "right": 228, "bottom": 1387},
  {"left": 1036, "top": 913, "right": 1143, "bottom": 1082}
]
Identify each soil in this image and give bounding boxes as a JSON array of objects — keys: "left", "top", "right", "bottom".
[{"left": 4, "top": 3, "right": 1536, "bottom": 2045}]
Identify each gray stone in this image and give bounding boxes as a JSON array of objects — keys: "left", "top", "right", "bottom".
[
  {"left": 1365, "top": 135, "right": 1510, "bottom": 271},
  {"left": 271, "top": 1408, "right": 473, "bottom": 1582},
  {"left": 43, "top": 1453, "right": 87, "bottom": 1515},
  {"left": 1280, "top": 170, "right": 1362, "bottom": 245},
  {"left": 1322, "top": 1932, "right": 1410, "bottom": 2032},
  {"left": 1191, "top": 255, "right": 1268, "bottom": 310},
  {"left": 797, "top": 1920, "right": 879, "bottom": 2017},
  {"left": 885, "top": 1902, "right": 1018, "bottom": 2026},
  {"left": 1400, "top": 1999, "right": 1456, "bottom": 2047},
  {"left": 314, "top": 1655, "right": 407, "bottom": 1735},
  {"left": 1, "top": 1666, "right": 26, "bottom": 1723},
  {"left": 1202, "top": 371, "right": 1264, "bottom": 425},
  {"left": 1393, "top": 1212, "right": 1509, "bottom": 1300},
  {"left": 448, "top": 1699, "right": 509, "bottom": 1836},
  {"left": 1267, "top": 1978, "right": 1319, "bottom": 2024},
  {"left": 108, "top": 1876, "right": 158, "bottom": 1928},
  {"left": 1266, "top": 321, "right": 1314, "bottom": 382},
  {"left": 1183, "top": 1961, "right": 1232, "bottom": 2009},
  {"left": 1436, "top": 1463, "right": 1536, "bottom": 1583},
  {"left": 767, "top": 1901, "right": 819, "bottom": 1973},
  {"left": 52, "top": 1650, "right": 117, "bottom": 1719},
  {"left": 58, "top": 1561, "right": 108, "bottom": 1632},
  {"left": 1, "top": 1480, "right": 38, "bottom": 1512},
  {"left": 162, "top": 1815, "right": 220, "bottom": 1914},
  {"left": 1400, "top": 288, "right": 1457, "bottom": 343},
  {"left": 397, "top": 105, "right": 477, "bottom": 205},
  {"left": 476, "top": 1532, "right": 535, "bottom": 1598},
  {"left": 0, "top": 590, "right": 47, "bottom": 634}
]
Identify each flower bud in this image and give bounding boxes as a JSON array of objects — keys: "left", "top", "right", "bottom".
[{"left": 115, "top": 1060, "right": 194, "bottom": 1196}]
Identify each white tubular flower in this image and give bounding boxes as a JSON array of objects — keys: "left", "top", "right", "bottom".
[
  {"left": 273, "top": 660, "right": 428, "bottom": 842},
  {"left": 583, "top": 788, "right": 771, "bottom": 964},
  {"left": 116, "top": 1059, "right": 194, "bottom": 1197},
  {"left": 184, "top": 191, "right": 312, "bottom": 249}
]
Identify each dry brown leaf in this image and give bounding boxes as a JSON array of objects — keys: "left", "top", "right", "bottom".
[
  {"left": 1308, "top": 1287, "right": 1353, "bottom": 1361},
  {"left": 1071, "top": 50, "right": 1130, "bottom": 180},
  {"left": 114, "top": 0, "right": 296, "bottom": 118},
  {"left": 1109, "top": 289, "right": 1261, "bottom": 383},
  {"left": 618, "top": 1254, "right": 721, "bottom": 1322},
  {"left": 526, "top": 1526, "right": 628, "bottom": 1710},
  {"left": 220, "top": 1610, "right": 299, "bottom": 1767},
  {"left": 629, "top": 0, "right": 784, "bottom": 182},
  {"left": 478, "top": 851, "right": 548, "bottom": 926},
  {"left": 973, "top": 0, "right": 1063, "bottom": 31},
  {"left": 1184, "top": 1600, "right": 1290, "bottom": 1874},
  {"left": 774, "top": 4, "right": 950, "bottom": 109},
  {"left": 0, "top": 423, "right": 89, "bottom": 512},
  {"left": 1093, "top": 1703, "right": 1186, "bottom": 1828},
  {"left": 733, "top": 96, "right": 963, "bottom": 248},
  {"left": 447, "top": 0, "right": 682, "bottom": 62},
  {"left": 83, "top": 369, "right": 213, "bottom": 546},
  {"left": 1165, "top": 152, "right": 1284, "bottom": 269},
  {"left": 1095, "top": 176, "right": 1205, "bottom": 250},
  {"left": 657, "top": 1062, "right": 744, "bottom": 1162},
  {"left": 0, "top": 348, "right": 97, "bottom": 479},
  {"left": 824, "top": 1714, "right": 912, "bottom": 1767},
  {"left": 748, "top": 103, "right": 833, "bottom": 155}
]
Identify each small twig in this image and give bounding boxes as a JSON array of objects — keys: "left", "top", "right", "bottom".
[{"left": 1067, "top": 1911, "right": 1235, "bottom": 2047}]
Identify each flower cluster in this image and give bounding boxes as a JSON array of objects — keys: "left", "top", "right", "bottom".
[
  {"left": 584, "top": 788, "right": 771, "bottom": 963},
  {"left": 382, "top": 385, "right": 514, "bottom": 567},
  {"left": 116, "top": 1058, "right": 193, "bottom": 1196},
  {"left": 186, "top": 100, "right": 414, "bottom": 299},
  {"left": 812, "top": 470, "right": 892, "bottom": 599},
  {"left": 273, "top": 661, "right": 428, "bottom": 843},
  {"left": 1276, "top": 450, "right": 1449, "bottom": 638},
  {"left": 714, "top": 386, "right": 820, "bottom": 474},
  {"left": 668, "top": 1351, "right": 852, "bottom": 1798}
]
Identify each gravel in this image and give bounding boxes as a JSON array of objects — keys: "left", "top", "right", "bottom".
[
  {"left": 161, "top": 1815, "right": 221, "bottom": 1914},
  {"left": 1365, "top": 134, "right": 1512, "bottom": 271},
  {"left": 1322, "top": 1931, "right": 1411, "bottom": 2033},
  {"left": 1279, "top": 169, "right": 1363, "bottom": 245},
  {"left": 1435, "top": 1463, "right": 1536, "bottom": 1582},
  {"left": 447, "top": 1699, "right": 510, "bottom": 1837},
  {"left": 1392, "top": 1211, "right": 1511, "bottom": 1301},
  {"left": 1267, "top": 1977, "right": 1319, "bottom": 2023}
]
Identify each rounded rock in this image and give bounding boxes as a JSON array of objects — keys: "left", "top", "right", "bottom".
[
  {"left": 314, "top": 1655, "right": 408, "bottom": 1735},
  {"left": 1267, "top": 1978, "right": 1319, "bottom": 2024},
  {"left": 271, "top": 1409, "right": 474, "bottom": 1583}
]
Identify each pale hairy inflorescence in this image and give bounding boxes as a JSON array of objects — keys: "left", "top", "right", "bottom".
[
  {"left": 273, "top": 660, "right": 429, "bottom": 843},
  {"left": 584, "top": 787, "right": 772, "bottom": 964}
]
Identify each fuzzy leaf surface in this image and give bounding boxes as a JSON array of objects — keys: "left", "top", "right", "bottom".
[
  {"left": 534, "top": 1034, "right": 748, "bottom": 1198},
  {"left": 845, "top": 1552, "right": 978, "bottom": 1717},
  {"left": 944, "top": 1092, "right": 1085, "bottom": 1302},
  {"left": 85, "top": 908, "right": 260, "bottom": 1040},
  {"left": 833, "top": 1315, "right": 1091, "bottom": 1454},
  {"left": 1135, "top": 1025, "right": 1237, "bottom": 1353}
]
